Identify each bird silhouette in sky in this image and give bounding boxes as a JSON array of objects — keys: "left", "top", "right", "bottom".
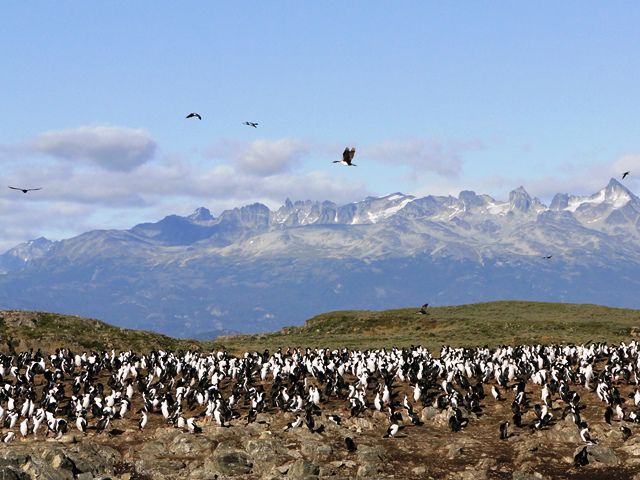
[
  {"left": 186, "top": 113, "right": 202, "bottom": 120},
  {"left": 623, "top": 171, "right": 630, "bottom": 180},
  {"left": 8, "top": 186, "right": 42, "bottom": 194},
  {"left": 333, "top": 147, "right": 356, "bottom": 166},
  {"left": 244, "top": 121, "right": 258, "bottom": 128}
]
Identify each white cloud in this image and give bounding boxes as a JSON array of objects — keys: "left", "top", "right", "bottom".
[
  {"left": 31, "top": 126, "right": 156, "bottom": 171},
  {"left": 362, "top": 138, "right": 486, "bottom": 178}
]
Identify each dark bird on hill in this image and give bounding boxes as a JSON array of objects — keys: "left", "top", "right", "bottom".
[
  {"left": 333, "top": 147, "right": 356, "bottom": 166},
  {"left": 244, "top": 122, "right": 258, "bottom": 128},
  {"left": 9, "top": 186, "right": 42, "bottom": 194},
  {"left": 574, "top": 446, "right": 589, "bottom": 467},
  {"left": 186, "top": 113, "right": 202, "bottom": 120},
  {"left": 621, "top": 425, "right": 632, "bottom": 441},
  {"left": 345, "top": 436, "right": 357, "bottom": 452},
  {"left": 417, "top": 303, "right": 429, "bottom": 315},
  {"left": 623, "top": 171, "right": 630, "bottom": 180}
]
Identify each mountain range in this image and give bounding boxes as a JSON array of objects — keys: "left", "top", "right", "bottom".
[{"left": 1, "top": 178, "right": 639, "bottom": 338}]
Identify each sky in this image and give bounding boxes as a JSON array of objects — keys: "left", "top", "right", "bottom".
[{"left": 1, "top": 2, "right": 640, "bottom": 251}]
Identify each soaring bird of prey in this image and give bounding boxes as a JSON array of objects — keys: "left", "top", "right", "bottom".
[
  {"left": 244, "top": 121, "right": 258, "bottom": 128},
  {"left": 623, "top": 171, "right": 631, "bottom": 180},
  {"left": 186, "top": 113, "right": 202, "bottom": 120},
  {"left": 8, "top": 186, "right": 42, "bottom": 194},
  {"left": 333, "top": 147, "right": 356, "bottom": 166}
]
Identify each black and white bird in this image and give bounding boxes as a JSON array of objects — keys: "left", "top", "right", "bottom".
[
  {"left": 186, "top": 113, "right": 202, "bottom": 120},
  {"left": 574, "top": 446, "right": 589, "bottom": 467},
  {"left": 621, "top": 425, "right": 632, "bottom": 442},
  {"left": 491, "top": 385, "right": 502, "bottom": 401},
  {"left": 9, "top": 186, "right": 42, "bottom": 194},
  {"left": 345, "top": 436, "right": 357, "bottom": 452},
  {"left": 283, "top": 415, "right": 303, "bottom": 431},
  {"left": 623, "top": 171, "right": 631, "bottom": 180},
  {"left": 139, "top": 411, "right": 148, "bottom": 430},
  {"left": 1, "top": 432, "right": 15, "bottom": 444},
  {"left": 499, "top": 421, "right": 509, "bottom": 440},
  {"left": 244, "top": 122, "right": 258, "bottom": 128},
  {"left": 383, "top": 422, "right": 399, "bottom": 438},
  {"left": 327, "top": 414, "right": 342, "bottom": 426},
  {"left": 580, "top": 424, "right": 596, "bottom": 444},
  {"left": 186, "top": 417, "right": 202, "bottom": 434},
  {"left": 333, "top": 147, "right": 356, "bottom": 166},
  {"left": 417, "top": 303, "right": 429, "bottom": 315}
]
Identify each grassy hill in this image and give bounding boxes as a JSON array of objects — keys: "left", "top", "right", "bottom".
[
  {"left": 213, "top": 301, "right": 640, "bottom": 352},
  {"left": 2, "top": 301, "right": 639, "bottom": 354},
  {"left": 0, "top": 310, "right": 202, "bottom": 353}
]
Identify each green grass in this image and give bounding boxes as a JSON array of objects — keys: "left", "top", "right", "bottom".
[
  {"left": 0, "top": 310, "right": 201, "bottom": 353},
  {"left": 3, "top": 301, "right": 640, "bottom": 354},
  {"left": 212, "top": 301, "right": 640, "bottom": 353}
]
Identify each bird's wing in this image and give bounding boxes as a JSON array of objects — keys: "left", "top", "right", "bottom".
[
  {"left": 8, "top": 186, "right": 21, "bottom": 190},
  {"left": 342, "top": 148, "right": 350, "bottom": 162},
  {"left": 349, "top": 148, "right": 356, "bottom": 161},
  {"left": 28, "top": 188, "right": 43, "bottom": 191}
]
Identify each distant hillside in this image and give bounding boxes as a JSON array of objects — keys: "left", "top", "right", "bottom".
[
  {"left": 0, "top": 310, "right": 203, "bottom": 353},
  {"left": 2, "top": 179, "right": 640, "bottom": 337},
  {"left": 214, "top": 301, "right": 640, "bottom": 352},
  {"left": 3, "top": 301, "right": 639, "bottom": 355}
]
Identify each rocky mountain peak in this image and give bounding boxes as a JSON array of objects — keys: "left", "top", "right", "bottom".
[{"left": 508, "top": 186, "right": 533, "bottom": 212}]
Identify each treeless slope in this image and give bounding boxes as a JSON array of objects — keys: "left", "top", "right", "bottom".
[
  {"left": 216, "top": 301, "right": 640, "bottom": 353},
  {"left": 0, "top": 310, "right": 202, "bottom": 353}
]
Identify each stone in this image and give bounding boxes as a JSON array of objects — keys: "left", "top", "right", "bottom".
[
  {"left": 287, "top": 459, "right": 320, "bottom": 479},
  {"left": 213, "top": 451, "right": 253, "bottom": 476},
  {"left": 585, "top": 445, "right": 619, "bottom": 466}
]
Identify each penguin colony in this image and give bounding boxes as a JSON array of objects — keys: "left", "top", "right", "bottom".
[{"left": 0, "top": 341, "right": 637, "bottom": 468}]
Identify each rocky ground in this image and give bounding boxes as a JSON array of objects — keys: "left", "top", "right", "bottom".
[{"left": 2, "top": 379, "right": 640, "bottom": 479}]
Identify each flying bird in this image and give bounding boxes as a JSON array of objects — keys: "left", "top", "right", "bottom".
[
  {"left": 333, "top": 147, "right": 356, "bottom": 166},
  {"left": 9, "top": 186, "right": 42, "bottom": 194},
  {"left": 244, "top": 121, "right": 258, "bottom": 128},
  {"left": 417, "top": 303, "right": 429, "bottom": 315},
  {"left": 543, "top": 255, "right": 552, "bottom": 260},
  {"left": 623, "top": 171, "right": 631, "bottom": 180},
  {"left": 186, "top": 113, "right": 202, "bottom": 120}
]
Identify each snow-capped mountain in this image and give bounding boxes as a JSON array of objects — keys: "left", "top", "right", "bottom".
[{"left": 0, "top": 179, "right": 638, "bottom": 337}]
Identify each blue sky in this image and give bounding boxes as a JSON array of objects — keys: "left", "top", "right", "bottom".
[{"left": 1, "top": 2, "right": 640, "bottom": 250}]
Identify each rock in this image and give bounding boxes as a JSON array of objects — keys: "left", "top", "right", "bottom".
[
  {"left": 421, "top": 406, "right": 439, "bottom": 421},
  {"left": 0, "top": 466, "right": 29, "bottom": 480},
  {"left": 301, "top": 441, "right": 333, "bottom": 462},
  {"left": 76, "top": 473, "right": 94, "bottom": 480},
  {"left": 212, "top": 451, "right": 253, "bottom": 476},
  {"left": 287, "top": 459, "right": 320, "bottom": 479},
  {"left": 513, "top": 472, "right": 545, "bottom": 480},
  {"left": 412, "top": 466, "right": 427, "bottom": 475},
  {"left": 357, "top": 463, "right": 380, "bottom": 477},
  {"left": 585, "top": 445, "right": 619, "bottom": 465}
]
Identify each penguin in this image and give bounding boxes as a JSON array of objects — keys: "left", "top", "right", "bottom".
[
  {"left": 499, "top": 421, "right": 509, "bottom": 440},
  {"left": 345, "top": 436, "right": 357, "bottom": 452},
  {"left": 574, "top": 446, "right": 589, "bottom": 467},
  {"left": 491, "top": 385, "right": 502, "bottom": 401},
  {"left": 604, "top": 405, "right": 613, "bottom": 425},
  {"left": 186, "top": 418, "right": 202, "bottom": 434},
  {"left": 138, "top": 410, "right": 148, "bottom": 431},
  {"left": 621, "top": 425, "right": 632, "bottom": 442},
  {"left": 383, "top": 422, "right": 399, "bottom": 438},
  {"left": 327, "top": 414, "right": 341, "bottom": 426},
  {"left": 283, "top": 415, "right": 303, "bottom": 431},
  {"left": 1, "top": 432, "right": 15, "bottom": 443}
]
